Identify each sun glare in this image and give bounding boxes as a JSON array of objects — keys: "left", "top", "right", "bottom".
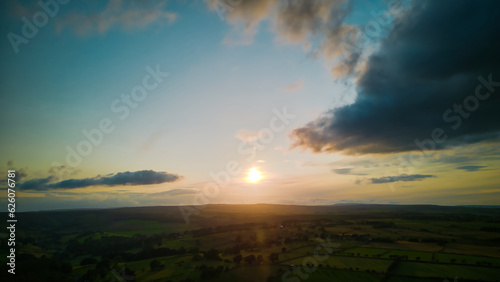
[{"left": 247, "top": 167, "right": 262, "bottom": 183}]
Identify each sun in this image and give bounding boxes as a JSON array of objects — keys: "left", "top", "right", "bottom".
[{"left": 247, "top": 167, "right": 262, "bottom": 183}]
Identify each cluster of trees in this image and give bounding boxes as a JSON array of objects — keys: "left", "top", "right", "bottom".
[
  {"left": 11, "top": 254, "right": 73, "bottom": 281},
  {"left": 190, "top": 248, "right": 281, "bottom": 266},
  {"left": 362, "top": 221, "right": 396, "bottom": 228},
  {"left": 66, "top": 234, "right": 164, "bottom": 256},
  {"left": 420, "top": 238, "right": 448, "bottom": 245},
  {"left": 150, "top": 259, "right": 164, "bottom": 271},
  {"left": 199, "top": 265, "right": 225, "bottom": 279},
  {"left": 65, "top": 221, "right": 288, "bottom": 262},
  {"left": 14, "top": 254, "right": 133, "bottom": 282},
  {"left": 191, "top": 222, "right": 269, "bottom": 237},
  {"left": 231, "top": 253, "right": 279, "bottom": 265},
  {"left": 371, "top": 237, "right": 395, "bottom": 243},
  {"left": 480, "top": 226, "right": 500, "bottom": 232},
  {"left": 125, "top": 246, "right": 188, "bottom": 261},
  {"left": 388, "top": 255, "right": 409, "bottom": 260},
  {"left": 407, "top": 237, "right": 449, "bottom": 245},
  {"left": 78, "top": 263, "right": 136, "bottom": 282}
]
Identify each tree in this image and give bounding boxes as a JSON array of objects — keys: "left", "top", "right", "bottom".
[
  {"left": 80, "top": 257, "right": 97, "bottom": 266},
  {"left": 150, "top": 259, "right": 163, "bottom": 271},
  {"left": 233, "top": 254, "right": 243, "bottom": 264},
  {"left": 205, "top": 249, "right": 221, "bottom": 260},
  {"left": 192, "top": 254, "right": 203, "bottom": 261},
  {"left": 60, "top": 262, "right": 72, "bottom": 274},
  {"left": 268, "top": 253, "right": 279, "bottom": 264},
  {"left": 244, "top": 255, "right": 256, "bottom": 265},
  {"left": 201, "top": 266, "right": 221, "bottom": 279},
  {"left": 96, "top": 259, "right": 110, "bottom": 270}
]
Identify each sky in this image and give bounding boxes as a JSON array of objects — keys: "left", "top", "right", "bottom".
[{"left": 1, "top": 0, "right": 499, "bottom": 212}]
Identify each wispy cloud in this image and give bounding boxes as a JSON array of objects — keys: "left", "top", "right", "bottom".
[
  {"left": 150, "top": 188, "right": 199, "bottom": 197},
  {"left": 332, "top": 168, "right": 366, "bottom": 175},
  {"left": 19, "top": 170, "right": 182, "bottom": 191},
  {"left": 235, "top": 129, "right": 259, "bottom": 142},
  {"left": 208, "top": 0, "right": 361, "bottom": 75},
  {"left": 367, "top": 174, "right": 436, "bottom": 184},
  {"left": 56, "top": 0, "right": 177, "bottom": 36},
  {"left": 284, "top": 79, "right": 303, "bottom": 92},
  {"left": 456, "top": 165, "right": 487, "bottom": 172}
]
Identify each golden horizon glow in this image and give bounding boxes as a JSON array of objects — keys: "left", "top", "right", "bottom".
[{"left": 247, "top": 167, "right": 262, "bottom": 183}]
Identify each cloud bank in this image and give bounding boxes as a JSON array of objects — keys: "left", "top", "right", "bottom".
[
  {"left": 291, "top": 0, "right": 500, "bottom": 154},
  {"left": 332, "top": 167, "right": 366, "bottom": 175},
  {"left": 19, "top": 170, "right": 181, "bottom": 191},
  {"left": 456, "top": 165, "right": 487, "bottom": 172},
  {"left": 368, "top": 174, "right": 435, "bottom": 184}
]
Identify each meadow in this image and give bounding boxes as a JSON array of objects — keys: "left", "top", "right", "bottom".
[{"left": 2, "top": 204, "right": 500, "bottom": 281}]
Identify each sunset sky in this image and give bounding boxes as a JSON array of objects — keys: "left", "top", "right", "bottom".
[{"left": 1, "top": 0, "right": 499, "bottom": 211}]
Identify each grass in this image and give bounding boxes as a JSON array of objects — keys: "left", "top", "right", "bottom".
[
  {"left": 341, "top": 247, "right": 391, "bottom": 257},
  {"left": 120, "top": 254, "right": 193, "bottom": 281},
  {"left": 21, "top": 244, "right": 45, "bottom": 257},
  {"left": 381, "top": 249, "right": 434, "bottom": 262},
  {"left": 15, "top": 204, "right": 500, "bottom": 281},
  {"left": 285, "top": 256, "right": 393, "bottom": 273},
  {"left": 223, "top": 265, "right": 282, "bottom": 282},
  {"left": 434, "top": 252, "right": 500, "bottom": 266},
  {"left": 278, "top": 268, "right": 384, "bottom": 282},
  {"left": 392, "top": 261, "right": 500, "bottom": 281}
]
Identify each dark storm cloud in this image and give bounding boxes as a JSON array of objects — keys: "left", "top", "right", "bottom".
[
  {"left": 456, "top": 165, "right": 487, "bottom": 172},
  {"left": 18, "top": 176, "right": 55, "bottom": 190},
  {"left": 4, "top": 160, "right": 27, "bottom": 180},
  {"left": 292, "top": 0, "right": 500, "bottom": 154},
  {"left": 369, "top": 174, "right": 435, "bottom": 184},
  {"left": 19, "top": 170, "right": 181, "bottom": 191},
  {"left": 16, "top": 168, "right": 28, "bottom": 181}
]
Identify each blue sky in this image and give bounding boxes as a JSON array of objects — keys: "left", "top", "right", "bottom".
[{"left": 1, "top": 0, "right": 499, "bottom": 211}]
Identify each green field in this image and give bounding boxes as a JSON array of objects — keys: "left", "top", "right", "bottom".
[
  {"left": 279, "top": 268, "right": 384, "bottom": 282},
  {"left": 340, "top": 247, "right": 391, "bottom": 257},
  {"left": 4, "top": 204, "right": 500, "bottom": 281},
  {"left": 381, "top": 249, "right": 434, "bottom": 262},
  {"left": 286, "top": 255, "right": 393, "bottom": 273},
  {"left": 434, "top": 252, "right": 500, "bottom": 266},
  {"left": 393, "top": 261, "right": 500, "bottom": 281}
]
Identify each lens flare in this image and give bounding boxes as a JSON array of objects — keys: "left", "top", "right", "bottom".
[{"left": 247, "top": 167, "right": 262, "bottom": 183}]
